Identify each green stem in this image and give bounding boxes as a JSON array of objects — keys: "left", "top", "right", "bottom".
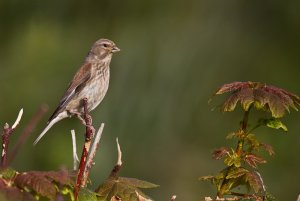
[{"left": 236, "top": 108, "right": 251, "bottom": 156}]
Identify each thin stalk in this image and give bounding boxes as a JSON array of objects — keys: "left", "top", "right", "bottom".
[{"left": 217, "top": 107, "right": 252, "bottom": 198}]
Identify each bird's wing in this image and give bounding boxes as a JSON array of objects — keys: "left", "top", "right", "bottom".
[{"left": 48, "top": 63, "right": 92, "bottom": 122}]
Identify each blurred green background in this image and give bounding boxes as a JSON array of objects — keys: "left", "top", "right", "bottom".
[{"left": 1, "top": 0, "right": 300, "bottom": 200}]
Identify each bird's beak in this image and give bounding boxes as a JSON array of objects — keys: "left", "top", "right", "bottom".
[{"left": 112, "top": 46, "right": 120, "bottom": 53}]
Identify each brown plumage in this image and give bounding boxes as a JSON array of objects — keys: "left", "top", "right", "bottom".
[{"left": 34, "top": 38, "right": 120, "bottom": 145}]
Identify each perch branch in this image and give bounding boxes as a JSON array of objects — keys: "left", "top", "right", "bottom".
[
  {"left": 82, "top": 123, "right": 105, "bottom": 186},
  {"left": 71, "top": 130, "right": 79, "bottom": 170},
  {"left": 109, "top": 138, "right": 123, "bottom": 177},
  {"left": 1, "top": 108, "right": 23, "bottom": 167},
  {"left": 74, "top": 98, "right": 96, "bottom": 201}
]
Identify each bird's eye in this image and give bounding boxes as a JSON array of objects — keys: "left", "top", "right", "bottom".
[{"left": 102, "top": 43, "right": 108, "bottom": 48}]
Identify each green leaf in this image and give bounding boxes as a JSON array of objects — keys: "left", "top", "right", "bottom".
[
  {"left": 78, "top": 188, "right": 97, "bottom": 201},
  {"left": 226, "top": 167, "right": 249, "bottom": 179},
  {"left": 118, "top": 177, "right": 159, "bottom": 189},
  {"left": 263, "top": 118, "right": 288, "bottom": 131},
  {"left": 224, "top": 151, "right": 241, "bottom": 167},
  {"left": 245, "top": 134, "right": 260, "bottom": 150},
  {"left": 96, "top": 177, "right": 158, "bottom": 201},
  {"left": 199, "top": 175, "right": 214, "bottom": 181},
  {"left": 0, "top": 168, "right": 17, "bottom": 180}
]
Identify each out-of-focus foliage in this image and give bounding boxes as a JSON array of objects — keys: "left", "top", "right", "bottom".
[
  {"left": 96, "top": 176, "right": 158, "bottom": 201},
  {"left": 1, "top": 1, "right": 300, "bottom": 200},
  {"left": 0, "top": 168, "right": 75, "bottom": 201},
  {"left": 201, "top": 82, "right": 298, "bottom": 200}
]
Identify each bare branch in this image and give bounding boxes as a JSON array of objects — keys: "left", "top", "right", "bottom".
[
  {"left": 1, "top": 108, "right": 24, "bottom": 167},
  {"left": 71, "top": 130, "right": 79, "bottom": 170},
  {"left": 109, "top": 138, "right": 123, "bottom": 178},
  {"left": 12, "top": 108, "right": 23, "bottom": 129},
  {"left": 116, "top": 138, "right": 122, "bottom": 166},
  {"left": 74, "top": 98, "right": 96, "bottom": 201},
  {"left": 83, "top": 123, "right": 105, "bottom": 184}
]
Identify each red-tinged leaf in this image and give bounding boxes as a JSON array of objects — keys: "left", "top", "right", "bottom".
[
  {"left": 226, "top": 167, "right": 249, "bottom": 179},
  {"left": 222, "top": 92, "right": 240, "bottom": 112},
  {"left": 0, "top": 186, "right": 36, "bottom": 201},
  {"left": 215, "top": 82, "right": 250, "bottom": 95},
  {"left": 14, "top": 170, "right": 74, "bottom": 200},
  {"left": 45, "top": 170, "right": 76, "bottom": 186},
  {"left": 212, "top": 147, "right": 229, "bottom": 160},
  {"left": 245, "top": 171, "right": 265, "bottom": 193},
  {"left": 212, "top": 81, "right": 300, "bottom": 117},
  {"left": 239, "top": 87, "right": 255, "bottom": 111},
  {"left": 15, "top": 172, "right": 56, "bottom": 200},
  {"left": 260, "top": 143, "right": 275, "bottom": 156},
  {"left": 244, "top": 154, "right": 266, "bottom": 168}
]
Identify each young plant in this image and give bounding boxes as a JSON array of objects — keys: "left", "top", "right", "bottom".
[{"left": 201, "top": 81, "right": 300, "bottom": 200}]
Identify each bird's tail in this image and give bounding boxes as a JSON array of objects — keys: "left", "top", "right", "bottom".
[{"left": 33, "top": 111, "right": 68, "bottom": 145}]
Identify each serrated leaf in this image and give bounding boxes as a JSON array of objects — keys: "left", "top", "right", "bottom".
[
  {"left": 226, "top": 167, "right": 249, "bottom": 179},
  {"left": 245, "top": 134, "right": 260, "bottom": 150},
  {"left": 245, "top": 171, "right": 264, "bottom": 193},
  {"left": 118, "top": 177, "right": 159, "bottom": 189},
  {"left": 244, "top": 154, "right": 266, "bottom": 168},
  {"left": 199, "top": 175, "right": 215, "bottom": 181},
  {"left": 96, "top": 176, "right": 158, "bottom": 201},
  {"left": 212, "top": 81, "right": 300, "bottom": 117},
  {"left": 212, "top": 147, "right": 229, "bottom": 160},
  {"left": 14, "top": 170, "right": 74, "bottom": 200},
  {"left": 224, "top": 151, "right": 241, "bottom": 167},
  {"left": 0, "top": 186, "right": 36, "bottom": 201},
  {"left": 260, "top": 143, "right": 275, "bottom": 156},
  {"left": 78, "top": 188, "right": 97, "bottom": 201}
]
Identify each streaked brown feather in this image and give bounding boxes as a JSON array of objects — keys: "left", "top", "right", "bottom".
[{"left": 48, "top": 63, "right": 92, "bottom": 122}]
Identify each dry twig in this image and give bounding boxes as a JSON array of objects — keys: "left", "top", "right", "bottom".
[
  {"left": 109, "top": 138, "right": 123, "bottom": 177},
  {"left": 71, "top": 130, "right": 79, "bottom": 170},
  {"left": 1, "top": 108, "right": 23, "bottom": 167}
]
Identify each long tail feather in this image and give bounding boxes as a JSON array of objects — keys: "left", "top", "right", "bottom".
[{"left": 33, "top": 111, "right": 68, "bottom": 145}]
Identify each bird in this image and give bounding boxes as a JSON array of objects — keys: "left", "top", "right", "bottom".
[{"left": 34, "top": 38, "right": 120, "bottom": 145}]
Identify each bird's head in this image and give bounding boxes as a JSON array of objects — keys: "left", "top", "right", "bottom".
[{"left": 88, "top": 38, "right": 120, "bottom": 60}]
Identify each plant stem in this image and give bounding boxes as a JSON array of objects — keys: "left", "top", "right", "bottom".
[
  {"left": 236, "top": 108, "right": 251, "bottom": 156},
  {"left": 217, "top": 107, "right": 252, "bottom": 198}
]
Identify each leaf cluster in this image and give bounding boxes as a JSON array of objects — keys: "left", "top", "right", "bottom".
[
  {"left": 214, "top": 81, "right": 300, "bottom": 118},
  {"left": 0, "top": 168, "right": 75, "bottom": 201},
  {"left": 202, "top": 81, "right": 299, "bottom": 200}
]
